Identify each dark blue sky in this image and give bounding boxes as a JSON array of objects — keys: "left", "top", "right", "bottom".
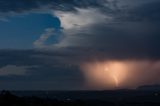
[
  {"left": 0, "top": 13, "right": 60, "bottom": 49},
  {"left": 0, "top": 0, "right": 160, "bottom": 90}
]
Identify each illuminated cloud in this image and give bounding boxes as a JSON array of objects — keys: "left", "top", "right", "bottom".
[
  {"left": 34, "top": 28, "right": 55, "bottom": 48},
  {"left": 81, "top": 60, "right": 160, "bottom": 90},
  {"left": 54, "top": 8, "right": 111, "bottom": 29}
]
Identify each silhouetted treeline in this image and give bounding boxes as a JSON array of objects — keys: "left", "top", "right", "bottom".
[{"left": 0, "top": 90, "right": 160, "bottom": 106}]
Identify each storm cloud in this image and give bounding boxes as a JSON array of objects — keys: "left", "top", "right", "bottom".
[
  {"left": 0, "top": 49, "right": 85, "bottom": 90},
  {"left": 0, "top": 0, "right": 160, "bottom": 90},
  {"left": 28, "top": 0, "right": 160, "bottom": 60}
]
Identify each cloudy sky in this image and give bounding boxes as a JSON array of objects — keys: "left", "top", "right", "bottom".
[{"left": 0, "top": 0, "right": 160, "bottom": 90}]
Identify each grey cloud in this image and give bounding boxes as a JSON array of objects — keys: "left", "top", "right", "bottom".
[
  {"left": 52, "top": 21, "right": 160, "bottom": 61},
  {"left": 0, "top": 49, "right": 80, "bottom": 68},
  {"left": 121, "top": 0, "right": 160, "bottom": 22},
  {"left": 0, "top": 49, "right": 85, "bottom": 90},
  {"left": 0, "top": 65, "right": 29, "bottom": 76},
  {"left": 0, "top": 0, "right": 110, "bottom": 13},
  {"left": 19, "top": 0, "right": 159, "bottom": 62},
  {"left": 51, "top": 0, "right": 160, "bottom": 61}
]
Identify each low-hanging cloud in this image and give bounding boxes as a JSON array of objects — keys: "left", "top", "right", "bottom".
[{"left": 0, "top": 65, "right": 29, "bottom": 76}]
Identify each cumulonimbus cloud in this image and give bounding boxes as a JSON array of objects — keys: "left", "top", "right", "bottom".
[{"left": 1, "top": 0, "right": 160, "bottom": 90}]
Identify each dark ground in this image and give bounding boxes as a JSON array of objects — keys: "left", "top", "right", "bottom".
[{"left": 1, "top": 90, "right": 160, "bottom": 106}]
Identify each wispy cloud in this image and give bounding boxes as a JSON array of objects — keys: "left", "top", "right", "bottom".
[
  {"left": 34, "top": 28, "right": 55, "bottom": 48},
  {"left": 0, "top": 65, "right": 29, "bottom": 76}
]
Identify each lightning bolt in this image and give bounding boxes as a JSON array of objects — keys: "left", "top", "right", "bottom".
[
  {"left": 112, "top": 75, "right": 119, "bottom": 87},
  {"left": 105, "top": 67, "right": 119, "bottom": 87}
]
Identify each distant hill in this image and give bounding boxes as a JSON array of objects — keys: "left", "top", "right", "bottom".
[{"left": 137, "top": 85, "right": 160, "bottom": 90}]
